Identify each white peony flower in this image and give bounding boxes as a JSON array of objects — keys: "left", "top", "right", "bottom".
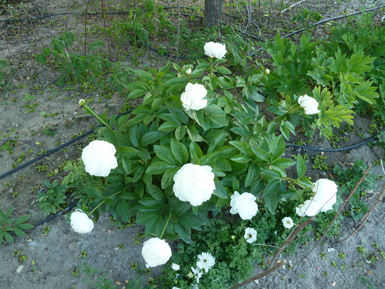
[
  {"left": 282, "top": 217, "right": 294, "bottom": 229},
  {"left": 298, "top": 94, "right": 321, "bottom": 115},
  {"left": 186, "top": 68, "right": 192, "bottom": 75},
  {"left": 173, "top": 164, "right": 215, "bottom": 206},
  {"left": 196, "top": 252, "right": 215, "bottom": 272},
  {"left": 311, "top": 179, "right": 338, "bottom": 212},
  {"left": 81, "top": 140, "right": 118, "bottom": 177},
  {"left": 191, "top": 267, "right": 203, "bottom": 283},
  {"left": 172, "top": 263, "right": 180, "bottom": 271},
  {"left": 180, "top": 83, "right": 208, "bottom": 111},
  {"left": 295, "top": 199, "right": 320, "bottom": 217},
  {"left": 230, "top": 191, "right": 258, "bottom": 220},
  {"left": 141, "top": 237, "right": 172, "bottom": 268},
  {"left": 244, "top": 228, "right": 257, "bottom": 244},
  {"left": 70, "top": 209, "right": 94, "bottom": 234},
  {"left": 204, "top": 42, "right": 227, "bottom": 59},
  {"left": 172, "top": 287, "right": 181, "bottom": 289}
]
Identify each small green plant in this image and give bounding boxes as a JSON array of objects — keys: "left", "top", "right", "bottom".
[
  {"left": 312, "top": 154, "right": 328, "bottom": 170},
  {"left": 338, "top": 252, "right": 346, "bottom": 259},
  {"left": 0, "top": 207, "right": 34, "bottom": 244},
  {"left": 132, "top": 233, "right": 145, "bottom": 245},
  {"left": 131, "top": 262, "right": 138, "bottom": 271},
  {"left": 340, "top": 263, "right": 348, "bottom": 270},
  {"left": 356, "top": 244, "right": 366, "bottom": 256},
  {"left": 71, "top": 269, "right": 79, "bottom": 276},
  {"left": 331, "top": 261, "right": 338, "bottom": 268},
  {"left": 35, "top": 180, "right": 67, "bottom": 215},
  {"left": 319, "top": 251, "right": 326, "bottom": 260},
  {"left": 41, "top": 226, "right": 50, "bottom": 236},
  {"left": 79, "top": 250, "right": 87, "bottom": 259}
]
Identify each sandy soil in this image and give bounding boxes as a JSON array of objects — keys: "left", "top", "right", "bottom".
[{"left": 1, "top": 0, "right": 385, "bottom": 288}]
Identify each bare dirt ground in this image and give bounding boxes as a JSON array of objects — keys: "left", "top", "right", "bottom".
[{"left": 1, "top": 0, "right": 385, "bottom": 288}]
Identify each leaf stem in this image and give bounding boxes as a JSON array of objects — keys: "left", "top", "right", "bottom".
[
  {"left": 160, "top": 210, "right": 172, "bottom": 239},
  {"left": 88, "top": 191, "right": 121, "bottom": 217},
  {"left": 83, "top": 104, "right": 114, "bottom": 132}
]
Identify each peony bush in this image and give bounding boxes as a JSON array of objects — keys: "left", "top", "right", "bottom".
[{"left": 59, "top": 36, "right": 377, "bottom": 286}]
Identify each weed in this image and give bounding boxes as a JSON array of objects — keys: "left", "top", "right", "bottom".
[{"left": 312, "top": 154, "right": 328, "bottom": 170}]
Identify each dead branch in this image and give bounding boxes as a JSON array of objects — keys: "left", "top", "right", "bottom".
[{"left": 229, "top": 259, "right": 286, "bottom": 289}]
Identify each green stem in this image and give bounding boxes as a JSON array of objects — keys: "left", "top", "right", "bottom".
[
  {"left": 159, "top": 210, "right": 172, "bottom": 239},
  {"left": 84, "top": 104, "right": 113, "bottom": 132},
  {"left": 284, "top": 177, "right": 305, "bottom": 202},
  {"left": 88, "top": 191, "right": 121, "bottom": 217}
]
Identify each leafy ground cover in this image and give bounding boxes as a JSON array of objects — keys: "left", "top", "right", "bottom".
[{"left": 0, "top": 0, "right": 385, "bottom": 288}]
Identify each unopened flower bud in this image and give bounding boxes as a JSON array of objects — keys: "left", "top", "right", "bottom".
[
  {"left": 187, "top": 272, "right": 194, "bottom": 278},
  {"left": 231, "top": 235, "right": 236, "bottom": 240},
  {"left": 186, "top": 68, "right": 192, "bottom": 75},
  {"left": 265, "top": 68, "right": 270, "bottom": 75},
  {"left": 79, "top": 99, "right": 86, "bottom": 106}
]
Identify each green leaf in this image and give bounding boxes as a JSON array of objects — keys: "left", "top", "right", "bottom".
[
  {"left": 174, "top": 223, "right": 191, "bottom": 243},
  {"left": 146, "top": 184, "right": 165, "bottom": 201},
  {"left": 13, "top": 227, "right": 27, "bottom": 237},
  {"left": 229, "top": 141, "right": 253, "bottom": 157},
  {"left": 170, "top": 138, "right": 189, "bottom": 165},
  {"left": 14, "top": 215, "right": 30, "bottom": 225},
  {"left": 216, "top": 66, "right": 231, "bottom": 75},
  {"left": 200, "top": 151, "right": 219, "bottom": 167},
  {"left": 175, "top": 125, "right": 187, "bottom": 141},
  {"left": 116, "top": 201, "right": 130, "bottom": 222},
  {"left": 130, "top": 125, "right": 140, "bottom": 148},
  {"left": 269, "top": 135, "right": 286, "bottom": 160},
  {"left": 251, "top": 147, "right": 270, "bottom": 162},
  {"left": 245, "top": 164, "right": 260, "bottom": 187},
  {"left": 4, "top": 232, "right": 14, "bottom": 243},
  {"left": 179, "top": 213, "right": 205, "bottom": 228},
  {"left": 213, "top": 180, "right": 227, "bottom": 198},
  {"left": 296, "top": 154, "right": 306, "bottom": 177},
  {"left": 141, "top": 131, "right": 163, "bottom": 146},
  {"left": 187, "top": 126, "right": 204, "bottom": 142},
  {"left": 119, "top": 147, "right": 140, "bottom": 159},
  {"left": 146, "top": 161, "right": 174, "bottom": 175},
  {"left": 158, "top": 122, "right": 179, "bottom": 132},
  {"left": 154, "top": 145, "right": 176, "bottom": 165},
  {"left": 189, "top": 142, "right": 203, "bottom": 158},
  {"left": 263, "top": 179, "right": 286, "bottom": 214}
]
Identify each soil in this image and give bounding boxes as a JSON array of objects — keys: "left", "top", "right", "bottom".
[{"left": 0, "top": 0, "right": 385, "bottom": 288}]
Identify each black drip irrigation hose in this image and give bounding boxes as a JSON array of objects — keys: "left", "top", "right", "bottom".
[
  {"left": 0, "top": 109, "right": 132, "bottom": 181},
  {"left": 250, "top": 4, "right": 385, "bottom": 57},
  {"left": 29, "top": 0, "right": 43, "bottom": 17},
  {"left": 1, "top": 2, "right": 384, "bottom": 236},
  {"left": 286, "top": 135, "right": 378, "bottom": 152},
  {"left": 9, "top": 200, "right": 78, "bottom": 236}
]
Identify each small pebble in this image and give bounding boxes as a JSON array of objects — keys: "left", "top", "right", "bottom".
[{"left": 17, "top": 265, "right": 24, "bottom": 274}]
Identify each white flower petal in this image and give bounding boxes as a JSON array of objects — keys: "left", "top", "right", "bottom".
[
  {"left": 230, "top": 192, "right": 258, "bottom": 220},
  {"left": 70, "top": 209, "right": 94, "bottom": 234},
  {"left": 81, "top": 140, "right": 117, "bottom": 177},
  {"left": 173, "top": 164, "right": 215, "bottom": 206},
  {"left": 298, "top": 95, "right": 320, "bottom": 115},
  {"left": 282, "top": 217, "right": 294, "bottom": 229},
  {"left": 142, "top": 237, "right": 172, "bottom": 268},
  {"left": 244, "top": 227, "right": 257, "bottom": 243}
]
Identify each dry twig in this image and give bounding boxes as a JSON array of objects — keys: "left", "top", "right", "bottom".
[{"left": 229, "top": 259, "right": 286, "bottom": 289}]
